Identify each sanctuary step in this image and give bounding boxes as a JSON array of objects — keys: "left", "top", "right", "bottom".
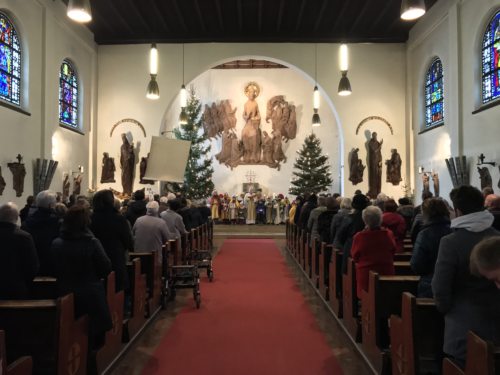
[{"left": 214, "top": 224, "right": 285, "bottom": 238}]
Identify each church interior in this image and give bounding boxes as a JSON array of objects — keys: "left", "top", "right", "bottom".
[{"left": 1, "top": 0, "right": 500, "bottom": 374}]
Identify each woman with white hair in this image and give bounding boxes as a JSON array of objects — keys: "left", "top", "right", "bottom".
[
  {"left": 351, "top": 206, "right": 397, "bottom": 298},
  {"left": 22, "top": 190, "right": 60, "bottom": 276},
  {"left": 133, "top": 201, "right": 174, "bottom": 253}
]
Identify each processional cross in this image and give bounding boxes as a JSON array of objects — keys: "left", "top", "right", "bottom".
[{"left": 245, "top": 170, "right": 256, "bottom": 183}]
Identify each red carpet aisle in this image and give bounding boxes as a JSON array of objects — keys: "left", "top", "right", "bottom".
[{"left": 141, "top": 239, "right": 343, "bottom": 375}]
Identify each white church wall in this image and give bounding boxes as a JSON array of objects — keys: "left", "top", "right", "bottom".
[
  {"left": 96, "top": 43, "right": 407, "bottom": 200},
  {"left": 408, "top": 0, "right": 500, "bottom": 203},
  {"left": 0, "top": 0, "right": 97, "bottom": 206}
]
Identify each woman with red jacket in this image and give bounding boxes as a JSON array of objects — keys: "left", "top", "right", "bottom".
[
  {"left": 351, "top": 206, "right": 396, "bottom": 298},
  {"left": 382, "top": 199, "right": 407, "bottom": 252}
]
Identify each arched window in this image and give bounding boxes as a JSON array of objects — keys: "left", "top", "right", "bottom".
[
  {"left": 424, "top": 58, "right": 444, "bottom": 128},
  {"left": 59, "top": 59, "right": 79, "bottom": 128},
  {"left": 0, "top": 11, "right": 21, "bottom": 106},
  {"left": 482, "top": 11, "right": 500, "bottom": 104}
]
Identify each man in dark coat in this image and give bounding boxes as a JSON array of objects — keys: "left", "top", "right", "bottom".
[
  {"left": 0, "top": 203, "right": 39, "bottom": 299},
  {"left": 432, "top": 185, "right": 500, "bottom": 368},
  {"left": 19, "top": 195, "right": 34, "bottom": 223},
  {"left": 90, "top": 190, "right": 134, "bottom": 292},
  {"left": 177, "top": 198, "right": 194, "bottom": 232},
  {"left": 125, "top": 189, "right": 147, "bottom": 227},
  {"left": 22, "top": 190, "right": 60, "bottom": 276},
  {"left": 197, "top": 199, "right": 211, "bottom": 224}
]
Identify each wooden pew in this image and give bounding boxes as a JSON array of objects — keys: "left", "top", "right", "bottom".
[
  {"left": 360, "top": 272, "right": 419, "bottom": 373},
  {"left": 0, "top": 330, "right": 32, "bottom": 375},
  {"left": 0, "top": 294, "right": 88, "bottom": 375},
  {"left": 305, "top": 235, "right": 312, "bottom": 278},
  {"left": 318, "top": 242, "right": 331, "bottom": 297},
  {"left": 123, "top": 258, "right": 147, "bottom": 342},
  {"left": 443, "top": 331, "right": 500, "bottom": 375},
  {"left": 96, "top": 272, "right": 124, "bottom": 374},
  {"left": 129, "top": 251, "right": 162, "bottom": 317},
  {"left": 31, "top": 277, "right": 57, "bottom": 299},
  {"left": 342, "top": 258, "right": 361, "bottom": 341},
  {"left": 394, "top": 261, "right": 415, "bottom": 276},
  {"left": 390, "top": 292, "right": 444, "bottom": 375},
  {"left": 394, "top": 252, "right": 412, "bottom": 262},
  {"left": 329, "top": 249, "right": 343, "bottom": 318}
]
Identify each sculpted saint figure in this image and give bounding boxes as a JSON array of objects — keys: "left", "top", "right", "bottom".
[
  {"left": 241, "top": 82, "right": 262, "bottom": 163},
  {"left": 367, "top": 132, "right": 383, "bottom": 197},
  {"left": 120, "top": 133, "right": 135, "bottom": 196},
  {"left": 272, "top": 130, "right": 286, "bottom": 165},
  {"left": 73, "top": 174, "right": 82, "bottom": 195},
  {"left": 477, "top": 166, "right": 493, "bottom": 190},
  {"left": 432, "top": 172, "right": 440, "bottom": 197},
  {"left": 216, "top": 130, "right": 233, "bottom": 164},
  {"left": 422, "top": 173, "right": 431, "bottom": 195},
  {"left": 261, "top": 131, "right": 274, "bottom": 165},
  {"left": 0, "top": 167, "right": 6, "bottom": 195},
  {"left": 140, "top": 153, "right": 154, "bottom": 185},
  {"left": 385, "top": 148, "right": 402, "bottom": 186},
  {"left": 266, "top": 95, "right": 297, "bottom": 141},
  {"left": 349, "top": 148, "right": 365, "bottom": 185},
  {"left": 228, "top": 133, "right": 242, "bottom": 170},
  {"left": 62, "top": 173, "right": 70, "bottom": 202},
  {"left": 100, "top": 152, "right": 116, "bottom": 183},
  {"left": 7, "top": 155, "right": 26, "bottom": 197}
]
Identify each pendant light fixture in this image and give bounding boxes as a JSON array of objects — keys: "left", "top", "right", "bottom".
[
  {"left": 179, "top": 44, "right": 188, "bottom": 124},
  {"left": 312, "top": 44, "right": 321, "bottom": 127},
  {"left": 400, "top": 0, "right": 426, "bottom": 21},
  {"left": 146, "top": 43, "right": 160, "bottom": 100},
  {"left": 67, "top": 0, "right": 92, "bottom": 23},
  {"left": 338, "top": 44, "right": 352, "bottom": 97}
]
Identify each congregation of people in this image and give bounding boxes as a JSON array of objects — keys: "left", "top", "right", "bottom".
[
  {"left": 288, "top": 186, "right": 500, "bottom": 368},
  {"left": 0, "top": 189, "right": 211, "bottom": 372}
]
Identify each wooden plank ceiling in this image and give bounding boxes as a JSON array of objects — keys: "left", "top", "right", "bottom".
[{"left": 75, "top": 0, "right": 439, "bottom": 45}]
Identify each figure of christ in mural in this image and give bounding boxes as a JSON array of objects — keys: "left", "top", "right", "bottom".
[
  {"left": 367, "top": 132, "right": 383, "bottom": 197},
  {"left": 241, "top": 82, "right": 262, "bottom": 163},
  {"left": 120, "top": 133, "right": 135, "bottom": 196}
]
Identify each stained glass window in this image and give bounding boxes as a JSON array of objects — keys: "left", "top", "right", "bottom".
[
  {"left": 59, "top": 60, "right": 79, "bottom": 128},
  {"left": 482, "top": 11, "right": 500, "bottom": 104},
  {"left": 0, "top": 11, "right": 21, "bottom": 106},
  {"left": 424, "top": 58, "right": 444, "bottom": 128}
]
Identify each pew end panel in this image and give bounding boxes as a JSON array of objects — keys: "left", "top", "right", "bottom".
[
  {"left": 0, "top": 330, "right": 33, "bottom": 375},
  {"left": 124, "top": 259, "right": 147, "bottom": 342},
  {"left": 342, "top": 258, "right": 361, "bottom": 342},
  {"left": 328, "top": 249, "right": 343, "bottom": 318}
]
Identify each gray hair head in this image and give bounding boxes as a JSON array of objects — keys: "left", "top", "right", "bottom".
[
  {"left": 36, "top": 190, "right": 57, "bottom": 209},
  {"left": 340, "top": 197, "right": 352, "bottom": 210},
  {"left": 146, "top": 201, "right": 159, "bottom": 216},
  {"left": 0, "top": 202, "right": 19, "bottom": 224},
  {"left": 362, "top": 206, "right": 383, "bottom": 229}
]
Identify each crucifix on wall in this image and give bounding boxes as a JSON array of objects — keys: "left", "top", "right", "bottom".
[{"left": 243, "top": 170, "right": 259, "bottom": 193}]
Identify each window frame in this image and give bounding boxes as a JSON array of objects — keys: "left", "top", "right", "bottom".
[
  {"left": 0, "top": 10, "right": 22, "bottom": 108},
  {"left": 423, "top": 57, "right": 444, "bottom": 130},
  {"left": 58, "top": 58, "right": 82, "bottom": 133},
  {"left": 481, "top": 10, "right": 500, "bottom": 105}
]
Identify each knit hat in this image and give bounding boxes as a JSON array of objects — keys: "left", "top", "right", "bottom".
[{"left": 352, "top": 194, "right": 369, "bottom": 210}]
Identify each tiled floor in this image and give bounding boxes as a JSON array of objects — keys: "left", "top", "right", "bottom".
[{"left": 109, "top": 234, "right": 372, "bottom": 375}]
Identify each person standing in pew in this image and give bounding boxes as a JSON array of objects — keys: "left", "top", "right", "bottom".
[
  {"left": 334, "top": 194, "right": 370, "bottom": 274},
  {"left": 0, "top": 203, "right": 39, "bottom": 299},
  {"left": 351, "top": 206, "right": 397, "bottom": 298},
  {"left": 133, "top": 201, "right": 173, "bottom": 254},
  {"left": 470, "top": 236, "right": 500, "bottom": 288},
  {"left": 382, "top": 199, "right": 407, "bottom": 252},
  {"left": 432, "top": 185, "right": 500, "bottom": 368},
  {"left": 91, "top": 190, "right": 134, "bottom": 292},
  {"left": 161, "top": 198, "right": 188, "bottom": 239},
  {"left": 22, "top": 190, "right": 60, "bottom": 276},
  {"left": 51, "top": 205, "right": 112, "bottom": 354},
  {"left": 410, "top": 198, "right": 452, "bottom": 297}
]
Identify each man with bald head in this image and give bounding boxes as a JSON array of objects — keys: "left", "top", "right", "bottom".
[{"left": 0, "top": 202, "right": 39, "bottom": 299}]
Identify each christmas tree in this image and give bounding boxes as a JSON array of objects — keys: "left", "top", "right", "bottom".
[
  {"left": 172, "top": 86, "right": 214, "bottom": 199},
  {"left": 289, "top": 133, "right": 333, "bottom": 195}
]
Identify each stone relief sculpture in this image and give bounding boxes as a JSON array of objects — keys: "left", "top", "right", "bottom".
[
  {"left": 0, "top": 167, "right": 6, "bottom": 195},
  {"left": 478, "top": 166, "right": 493, "bottom": 189},
  {"left": 432, "top": 172, "right": 440, "bottom": 197},
  {"left": 367, "top": 132, "right": 383, "bottom": 197},
  {"left": 140, "top": 153, "right": 154, "bottom": 184},
  {"left": 100, "top": 152, "right": 116, "bottom": 183},
  {"left": 385, "top": 148, "right": 402, "bottom": 186},
  {"left": 202, "top": 82, "right": 290, "bottom": 170},
  {"left": 120, "top": 133, "right": 135, "bottom": 195},
  {"left": 241, "top": 82, "right": 262, "bottom": 163},
  {"left": 498, "top": 166, "right": 500, "bottom": 189},
  {"left": 422, "top": 172, "right": 431, "bottom": 196},
  {"left": 265, "top": 95, "right": 297, "bottom": 141},
  {"left": 7, "top": 154, "right": 26, "bottom": 197},
  {"left": 62, "top": 173, "right": 70, "bottom": 202},
  {"left": 73, "top": 174, "right": 82, "bottom": 195},
  {"left": 349, "top": 148, "right": 365, "bottom": 185}
]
